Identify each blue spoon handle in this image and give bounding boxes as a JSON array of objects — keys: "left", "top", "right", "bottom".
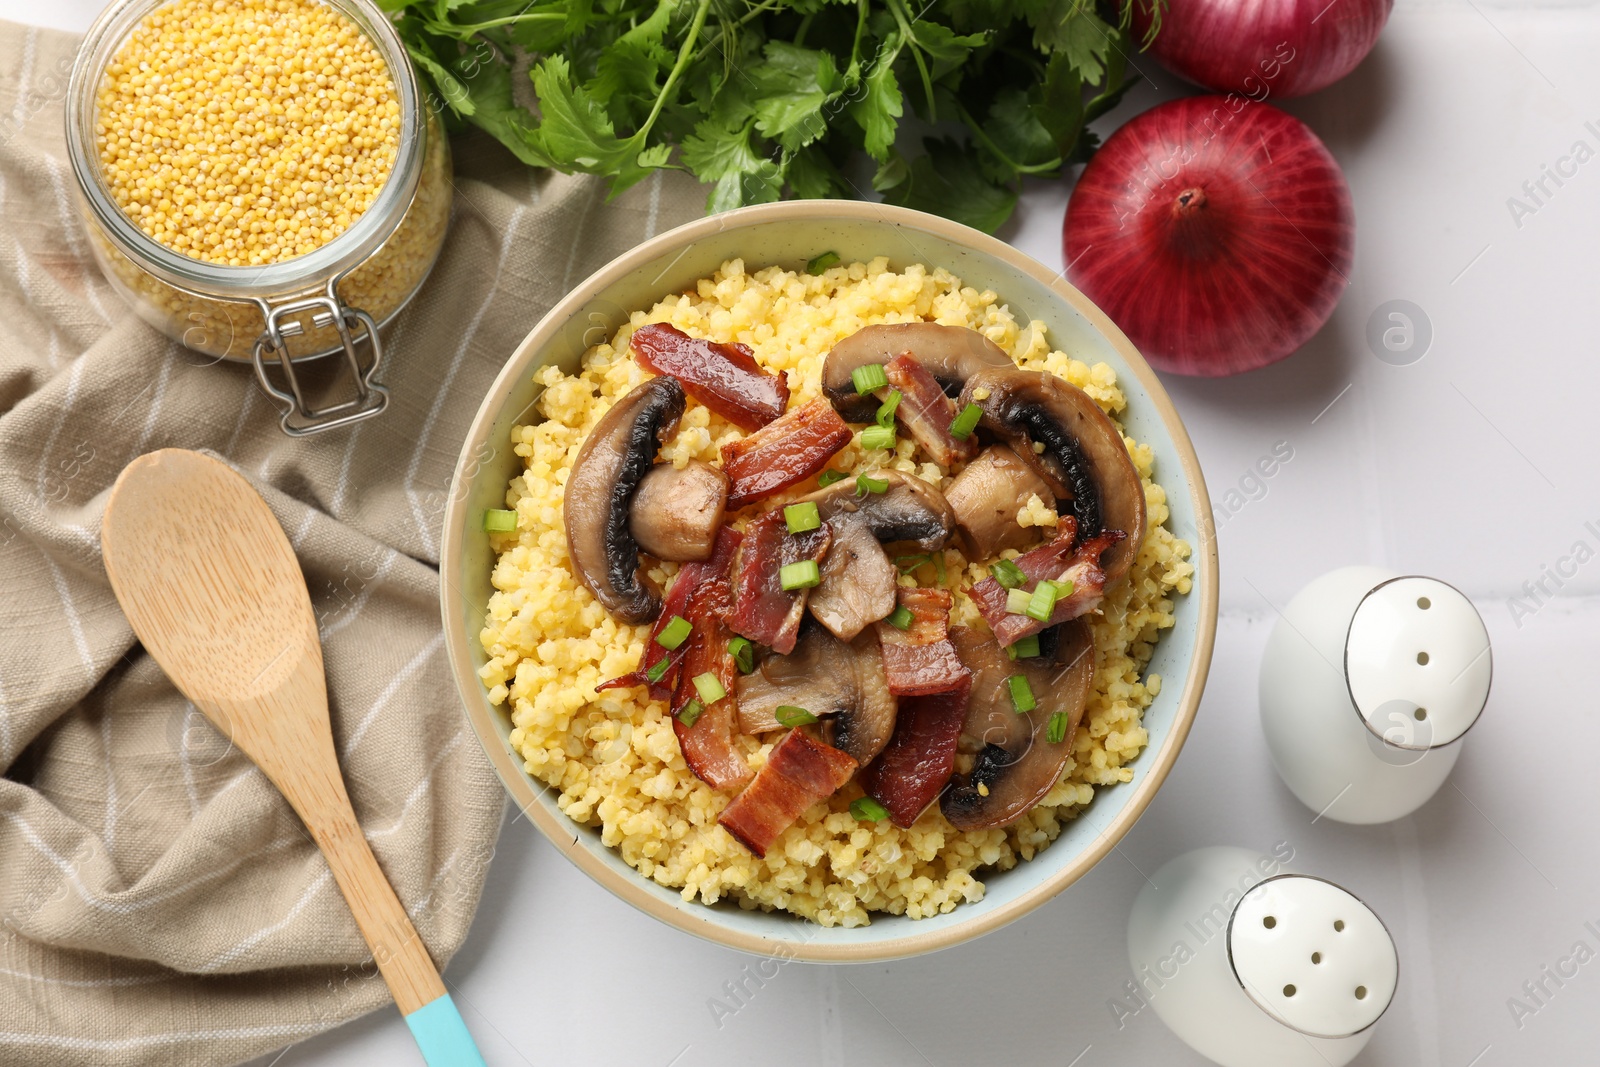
[{"left": 404, "top": 993, "right": 488, "bottom": 1066}]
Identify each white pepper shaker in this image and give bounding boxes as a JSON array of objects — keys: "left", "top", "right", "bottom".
[
  {"left": 1258, "top": 566, "right": 1492, "bottom": 824},
  {"left": 1127, "top": 846, "right": 1399, "bottom": 1067}
]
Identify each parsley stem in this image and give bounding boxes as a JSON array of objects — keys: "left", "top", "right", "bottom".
[
  {"left": 438, "top": 13, "right": 566, "bottom": 34},
  {"left": 637, "top": 0, "right": 714, "bottom": 149},
  {"left": 884, "top": 0, "right": 936, "bottom": 121},
  {"left": 955, "top": 100, "right": 1062, "bottom": 176}
]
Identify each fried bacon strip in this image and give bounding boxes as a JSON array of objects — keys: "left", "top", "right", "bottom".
[
  {"left": 728, "top": 511, "right": 832, "bottom": 655},
  {"left": 721, "top": 398, "right": 852, "bottom": 509},
  {"left": 883, "top": 354, "right": 979, "bottom": 467},
  {"left": 873, "top": 587, "right": 971, "bottom": 696},
  {"left": 630, "top": 323, "right": 790, "bottom": 431},
  {"left": 665, "top": 530, "right": 752, "bottom": 790},
  {"left": 718, "top": 728, "right": 858, "bottom": 857},
  {"left": 858, "top": 675, "right": 972, "bottom": 828},
  {"left": 597, "top": 528, "right": 740, "bottom": 701},
  {"left": 969, "top": 520, "right": 1125, "bottom": 647}
]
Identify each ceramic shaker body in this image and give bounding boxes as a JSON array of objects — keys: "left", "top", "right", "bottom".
[
  {"left": 1128, "top": 846, "right": 1398, "bottom": 1067},
  {"left": 1259, "top": 566, "right": 1492, "bottom": 824}
]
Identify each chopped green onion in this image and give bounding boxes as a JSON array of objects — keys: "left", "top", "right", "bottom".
[
  {"left": 855, "top": 473, "right": 889, "bottom": 496},
  {"left": 728, "top": 636, "right": 754, "bottom": 674},
  {"left": 1045, "top": 578, "right": 1076, "bottom": 599},
  {"left": 692, "top": 672, "right": 726, "bottom": 705},
  {"left": 1006, "top": 634, "right": 1041, "bottom": 660},
  {"left": 483, "top": 508, "right": 517, "bottom": 533},
  {"left": 677, "top": 699, "right": 703, "bottom": 727},
  {"left": 1006, "top": 587, "right": 1032, "bottom": 615},
  {"left": 806, "top": 251, "right": 841, "bottom": 275},
  {"left": 817, "top": 469, "right": 848, "bottom": 488},
  {"left": 859, "top": 425, "right": 896, "bottom": 451},
  {"left": 989, "top": 559, "right": 1027, "bottom": 588},
  {"left": 875, "top": 390, "right": 902, "bottom": 428},
  {"left": 655, "top": 615, "right": 692, "bottom": 650},
  {"left": 645, "top": 657, "right": 673, "bottom": 683},
  {"left": 886, "top": 605, "right": 914, "bottom": 630},
  {"left": 949, "top": 403, "right": 982, "bottom": 440},
  {"left": 852, "top": 363, "right": 888, "bottom": 394},
  {"left": 1046, "top": 711, "right": 1070, "bottom": 744},
  {"left": 784, "top": 501, "right": 822, "bottom": 534},
  {"left": 850, "top": 796, "right": 890, "bottom": 821},
  {"left": 1008, "top": 674, "right": 1036, "bottom": 713},
  {"left": 779, "top": 559, "right": 821, "bottom": 590},
  {"left": 1025, "top": 582, "right": 1059, "bottom": 622},
  {"left": 775, "top": 705, "right": 818, "bottom": 727}
]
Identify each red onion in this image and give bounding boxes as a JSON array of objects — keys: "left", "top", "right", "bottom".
[
  {"left": 1064, "top": 97, "right": 1353, "bottom": 377},
  {"left": 1132, "top": 0, "right": 1391, "bottom": 99}
]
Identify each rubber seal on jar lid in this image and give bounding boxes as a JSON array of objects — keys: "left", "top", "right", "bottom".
[
  {"left": 1227, "top": 874, "right": 1399, "bottom": 1040},
  {"left": 1344, "top": 575, "right": 1491, "bottom": 749}
]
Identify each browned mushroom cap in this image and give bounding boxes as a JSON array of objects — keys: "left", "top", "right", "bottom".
[
  {"left": 959, "top": 368, "right": 1146, "bottom": 583},
  {"left": 629, "top": 460, "right": 728, "bottom": 562},
  {"left": 735, "top": 626, "right": 898, "bottom": 767},
  {"left": 800, "top": 470, "right": 955, "bottom": 551},
  {"left": 940, "top": 621, "right": 1094, "bottom": 831},
  {"left": 562, "top": 377, "right": 685, "bottom": 624},
  {"left": 944, "top": 445, "right": 1057, "bottom": 560},
  {"left": 823, "top": 323, "right": 1015, "bottom": 422}
]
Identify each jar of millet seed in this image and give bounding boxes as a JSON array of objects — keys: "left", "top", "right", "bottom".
[{"left": 65, "top": 0, "right": 451, "bottom": 434}]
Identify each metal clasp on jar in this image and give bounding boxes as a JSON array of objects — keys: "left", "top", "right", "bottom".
[{"left": 251, "top": 280, "right": 390, "bottom": 436}]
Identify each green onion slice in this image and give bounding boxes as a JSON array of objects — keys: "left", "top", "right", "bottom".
[
  {"left": 855, "top": 473, "right": 889, "bottom": 497},
  {"left": 775, "top": 705, "right": 818, "bottom": 727},
  {"left": 483, "top": 508, "right": 517, "bottom": 533},
  {"left": 1046, "top": 578, "right": 1076, "bottom": 599},
  {"left": 784, "top": 501, "right": 822, "bottom": 534},
  {"left": 817, "top": 469, "right": 848, "bottom": 487},
  {"left": 859, "top": 425, "right": 895, "bottom": 451},
  {"left": 692, "top": 672, "right": 726, "bottom": 705},
  {"left": 885, "top": 605, "right": 913, "bottom": 630},
  {"left": 948, "top": 403, "right": 982, "bottom": 440},
  {"left": 677, "top": 699, "right": 703, "bottom": 727},
  {"left": 1006, "top": 634, "right": 1041, "bottom": 660},
  {"left": 1046, "top": 711, "right": 1070, "bottom": 744},
  {"left": 875, "top": 390, "right": 901, "bottom": 428},
  {"left": 779, "top": 559, "right": 821, "bottom": 590},
  {"left": 645, "top": 657, "right": 673, "bottom": 684},
  {"left": 989, "top": 559, "right": 1027, "bottom": 588},
  {"left": 728, "top": 636, "right": 754, "bottom": 674},
  {"left": 1008, "top": 674, "right": 1036, "bottom": 713},
  {"left": 851, "top": 363, "right": 888, "bottom": 394},
  {"left": 850, "top": 796, "right": 890, "bottom": 821},
  {"left": 1005, "top": 587, "right": 1032, "bottom": 615},
  {"left": 655, "top": 615, "right": 692, "bottom": 650},
  {"left": 1025, "top": 582, "right": 1059, "bottom": 622},
  {"left": 806, "top": 251, "right": 841, "bottom": 275}
]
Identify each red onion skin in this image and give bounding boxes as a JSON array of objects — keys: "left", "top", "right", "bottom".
[
  {"left": 1064, "top": 97, "right": 1354, "bottom": 377},
  {"left": 1132, "top": 0, "right": 1392, "bottom": 99}
]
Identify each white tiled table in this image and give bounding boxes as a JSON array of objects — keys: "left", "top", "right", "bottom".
[{"left": 11, "top": 2, "right": 1600, "bottom": 1064}]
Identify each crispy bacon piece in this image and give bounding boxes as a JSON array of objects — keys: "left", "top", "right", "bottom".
[
  {"left": 859, "top": 676, "right": 972, "bottom": 827},
  {"left": 883, "top": 354, "right": 979, "bottom": 467},
  {"left": 666, "top": 530, "right": 752, "bottom": 790},
  {"left": 721, "top": 398, "right": 852, "bottom": 509},
  {"left": 630, "top": 323, "right": 790, "bottom": 431},
  {"left": 970, "top": 520, "right": 1125, "bottom": 646},
  {"left": 874, "top": 587, "right": 971, "bottom": 696},
  {"left": 598, "top": 528, "right": 740, "bottom": 701},
  {"left": 718, "top": 728, "right": 858, "bottom": 857},
  {"left": 728, "top": 511, "right": 832, "bottom": 655}
]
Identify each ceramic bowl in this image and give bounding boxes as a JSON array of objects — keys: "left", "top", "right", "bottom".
[{"left": 440, "top": 200, "right": 1218, "bottom": 962}]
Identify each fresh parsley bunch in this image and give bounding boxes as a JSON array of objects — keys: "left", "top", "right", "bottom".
[{"left": 379, "top": 0, "right": 1156, "bottom": 232}]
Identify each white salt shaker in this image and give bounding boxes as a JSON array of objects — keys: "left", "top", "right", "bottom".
[
  {"left": 1127, "top": 846, "right": 1399, "bottom": 1067},
  {"left": 1258, "top": 566, "right": 1491, "bottom": 824}
]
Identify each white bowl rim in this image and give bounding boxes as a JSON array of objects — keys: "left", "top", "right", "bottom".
[{"left": 439, "top": 198, "right": 1219, "bottom": 963}]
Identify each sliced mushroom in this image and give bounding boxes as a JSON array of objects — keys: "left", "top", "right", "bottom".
[
  {"left": 823, "top": 323, "right": 1015, "bottom": 422},
  {"left": 735, "top": 626, "right": 898, "bottom": 768},
  {"left": 940, "top": 620, "right": 1094, "bottom": 831},
  {"left": 797, "top": 471, "right": 956, "bottom": 639},
  {"left": 944, "top": 445, "right": 1057, "bottom": 559},
  {"left": 960, "top": 368, "right": 1146, "bottom": 583},
  {"left": 563, "top": 377, "right": 686, "bottom": 623},
  {"left": 628, "top": 460, "right": 729, "bottom": 562}
]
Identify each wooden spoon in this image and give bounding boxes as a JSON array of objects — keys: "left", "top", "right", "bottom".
[{"left": 101, "top": 449, "right": 486, "bottom": 1066}]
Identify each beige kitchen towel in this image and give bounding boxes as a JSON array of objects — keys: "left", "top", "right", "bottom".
[{"left": 0, "top": 19, "right": 705, "bottom": 1067}]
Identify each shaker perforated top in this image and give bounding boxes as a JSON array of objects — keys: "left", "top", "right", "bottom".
[
  {"left": 1345, "top": 576, "right": 1491, "bottom": 748},
  {"left": 1229, "top": 875, "right": 1399, "bottom": 1039}
]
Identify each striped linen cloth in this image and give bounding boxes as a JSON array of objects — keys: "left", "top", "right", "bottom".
[{"left": 0, "top": 19, "right": 705, "bottom": 1067}]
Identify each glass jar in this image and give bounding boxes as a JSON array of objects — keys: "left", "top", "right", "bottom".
[{"left": 64, "top": 0, "right": 452, "bottom": 435}]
